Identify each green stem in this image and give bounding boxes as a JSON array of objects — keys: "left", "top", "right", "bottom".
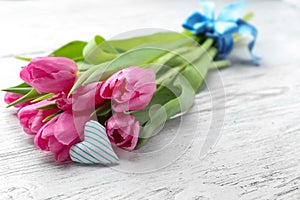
[
  {"left": 90, "top": 100, "right": 112, "bottom": 117},
  {"left": 15, "top": 56, "right": 32, "bottom": 62},
  {"left": 243, "top": 12, "right": 254, "bottom": 22},
  {"left": 42, "top": 111, "right": 62, "bottom": 122},
  {"left": 211, "top": 60, "right": 231, "bottom": 69},
  {"left": 31, "top": 93, "right": 55, "bottom": 103},
  {"left": 201, "top": 38, "right": 214, "bottom": 52},
  {"left": 155, "top": 65, "right": 184, "bottom": 85},
  {"left": 208, "top": 47, "right": 218, "bottom": 59}
]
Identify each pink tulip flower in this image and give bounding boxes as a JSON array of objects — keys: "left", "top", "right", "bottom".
[
  {"left": 50, "top": 82, "right": 104, "bottom": 112},
  {"left": 34, "top": 110, "right": 83, "bottom": 162},
  {"left": 100, "top": 67, "right": 156, "bottom": 112},
  {"left": 4, "top": 92, "right": 31, "bottom": 108},
  {"left": 52, "top": 92, "right": 72, "bottom": 111},
  {"left": 18, "top": 100, "right": 59, "bottom": 135},
  {"left": 106, "top": 113, "right": 140, "bottom": 150},
  {"left": 20, "top": 57, "right": 78, "bottom": 94},
  {"left": 72, "top": 82, "right": 104, "bottom": 112}
]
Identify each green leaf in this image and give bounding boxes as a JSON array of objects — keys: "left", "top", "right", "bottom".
[
  {"left": 68, "top": 61, "right": 108, "bottom": 96},
  {"left": 132, "top": 85, "right": 177, "bottom": 124},
  {"left": 4, "top": 82, "right": 31, "bottom": 89},
  {"left": 90, "top": 100, "right": 112, "bottom": 117},
  {"left": 176, "top": 46, "right": 217, "bottom": 92},
  {"left": 84, "top": 38, "right": 194, "bottom": 84},
  {"left": 243, "top": 12, "right": 254, "bottom": 22},
  {"left": 15, "top": 56, "right": 32, "bottom": 61},
  {"left": 2, "top": 82, "right": 32, "bottom": 95},
  {"left": 31, "top": 93, "right": 55, "bottom": 103},
  {"left": 152, "top": 47, "right": 191, "bottom": 68},
  {"left": 2, "top": 87, "right": 33, "bottom": 95},
  {"left": 94, "top": 35, "right": 119, "bottom": 54},
  {"left": 69, "top": 35, "right": 196, "bottom": 95},
  {"left": 50, "top": 40, "right": 87, "bottom": 61},
  {"left": 69, "top": 47, "right": 169, "bottom": 95},
  {"left": 83, "top": 35, "right": 119, "bottom": 65},
  {"left": 135, "top": 73, "right": 195, "bottom": 149},
  {"left": 96, "top": 107, "right": 111, "bottom": 117},
  {"left": 108, "top": 32, "right": 189, "bottom": 51},
  {"left": 13, "top": 82, "right": 30, "bottom": 88},
  {"left": 84, "top": 47, "right": 169, "bottom": 84},
  {"left": 42, "top": 111, "right": 62, "bottom": 122},
  {"left": 6, "top": 89, "right": 43, "bottom": 108},
  {"left": 76, "top": 61, "right": 95, "bottom": 72},
  {"left": 36, "top": 101, "right": 57, "bottom": 110},
  {"left": 135, "top": 46, "right": 217, "bottom": 149}
]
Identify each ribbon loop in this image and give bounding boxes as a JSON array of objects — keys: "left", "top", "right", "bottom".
[{"left": 182, "top": 0, "right": 259, "bottom": 61}]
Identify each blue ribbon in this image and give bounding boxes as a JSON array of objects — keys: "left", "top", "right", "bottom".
[{"left": 183, "top": 1, "right": 259, "bottom": 61}]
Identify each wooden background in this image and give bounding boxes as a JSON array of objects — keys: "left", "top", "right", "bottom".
[{"left": 0, "top": 0, "right": 300, "bottom": 199}]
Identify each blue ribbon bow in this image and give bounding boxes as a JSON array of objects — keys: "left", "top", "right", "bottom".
[{"left": 183, "top": 1, "right": 259, "bottom": 61}]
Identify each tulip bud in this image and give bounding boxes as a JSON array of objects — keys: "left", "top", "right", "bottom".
[
  {"left": 106, "top": 113, "right": 140, "bottom": 150},
  {"left": 18, "top": 100, "right": 59, "bottom": 135},
  {"left": 100, "top": 67, "right": 156, "bottom": 112},
  {"left": 34, "top": 111, "right": 82, "bottom": 162},
  {"left": 4, "top": 92, "right": 31, "bottom": 108},
  {"left": 20, "top": 57, "right": 78, "bottom": 94}
]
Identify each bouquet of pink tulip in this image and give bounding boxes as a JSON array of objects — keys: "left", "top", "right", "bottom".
[{"left": 2, "top": 1, "right": 259, "bottom": 164}]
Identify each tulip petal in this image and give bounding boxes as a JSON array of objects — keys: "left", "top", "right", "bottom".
[
  {"left": 20, "top": 57, "right": 78, "bottom": 94},
  {"left": 55, "top": 147, "right": 71, "bottom": 162},
  {"left": 54, "top": 111, "right": 79, "bottom": 145},
  {"left": 48, "top": 136, "right": 65, "bottom": 153},
  {"left": 106, "top": 113, "right": 140, "bottom": 150},
  {"left": 34, "top": 130, "right": 49, "bottom": 150}
]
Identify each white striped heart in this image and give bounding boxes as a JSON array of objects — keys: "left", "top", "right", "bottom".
[{"left": 69, "top": 120, "right": 119, "bottom": 164}]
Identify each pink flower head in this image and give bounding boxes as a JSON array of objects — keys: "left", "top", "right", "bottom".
[
  {"left": 50, "top": 82, "right": 104, "bottom": 112},
  {"left": 34, "top": 110, "right": 83, "bottom": 162},
  {"left": 20, "top": 57, "right": 78, "bottom": 94},
  {"left": 4, "top": 92, "right": 31, "bottom": 108},
  {"left": 72, "top": 82, "right": 104, "bottom": 112},
  {"left": 100, "top": 67, "right": 156, "bottom": 112},
  {"left": 18, "top": 100, "right": 59, "bottom": 135},
  {"left": 51, "top": 92, "right": 72, "bottom": 111},
  {"left": 106, "top": 113, "right": 140, "bottom": 151}
]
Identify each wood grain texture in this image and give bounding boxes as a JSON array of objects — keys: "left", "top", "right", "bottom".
[{"left": 0, "top": 0, "right": 300, "bottom": 199}]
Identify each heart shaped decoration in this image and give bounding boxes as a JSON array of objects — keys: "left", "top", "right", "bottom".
[{"left": 70, "top": 120, "right": 119, "bottom": 164}]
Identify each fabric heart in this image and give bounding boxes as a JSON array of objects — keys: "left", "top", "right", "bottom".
[{"left": 70, "top": 120, "right": 119, "bottom": 164}]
